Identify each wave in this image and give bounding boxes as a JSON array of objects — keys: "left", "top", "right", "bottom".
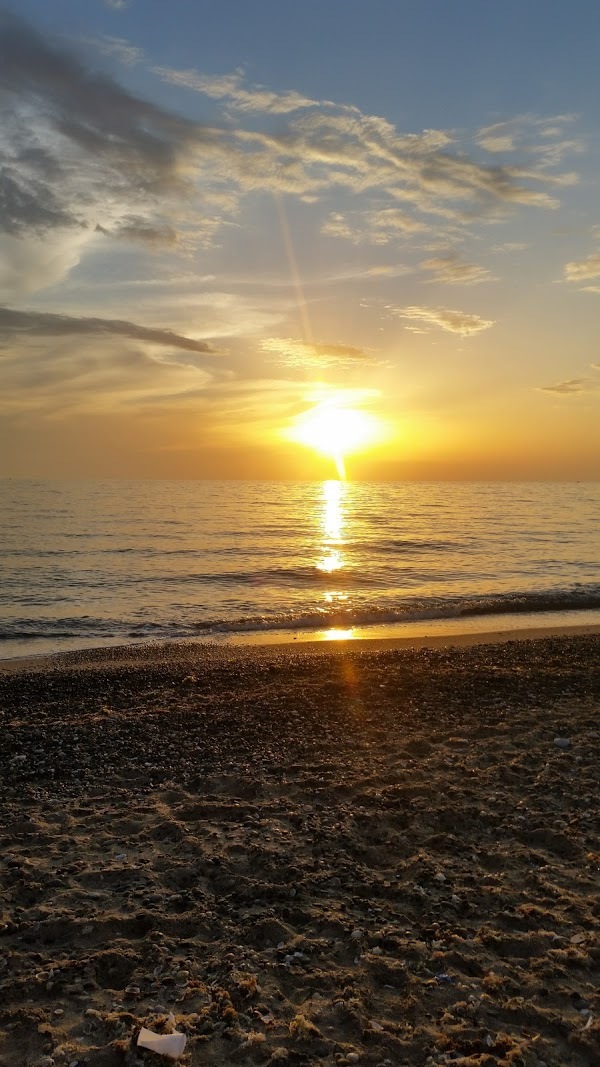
[{"left": 2, "top": 586, "right": 600, "bottom": 644}]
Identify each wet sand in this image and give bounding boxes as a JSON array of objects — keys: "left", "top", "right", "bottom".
[{"left": 0, "top": 633, "right": 598, "bottom": 1066}]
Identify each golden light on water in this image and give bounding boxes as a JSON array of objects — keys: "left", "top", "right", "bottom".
[{"left": 316, "top": 479, "right": 345, "bottom": 573}]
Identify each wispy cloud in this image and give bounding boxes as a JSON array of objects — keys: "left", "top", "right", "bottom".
[
  {"left": 322, "top": 208, "right": 425, "bottom": 244},
  {"left": 155, "top": 67, "right": 319, "bottom": 114},
  {"left": 476, "top": 114, "right": 581, "bottom": 169},
  {"left": 491, "top": 241, "right": 528, "bottom": 253},
  {"left": 390, "top": 305, "right": 495, "bottom": 336},
  {"left": 420, "top": 253, "right": 493, "bottom": 285},
  {"left": 540, "top": 378, "right": 590, "bottom": 394},
  {"left": 261, "top": 337, "right": 372, "bottom": 368},
  {"left": 85, "top": 35, "right": 143, "bottom": 65},
  {"left": 0, "top": 307, "right": 215, "bottom": 354}
]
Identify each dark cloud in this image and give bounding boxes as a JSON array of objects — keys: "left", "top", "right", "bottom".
[
  {"left": 0, "top": 12, "right": 208, "bottom": 238},
  {"left": 0, "top": 167, "right": 79, "bottom": 234},
  {"left": 0, "top": 306, "right": 215, "bottom": 354}
]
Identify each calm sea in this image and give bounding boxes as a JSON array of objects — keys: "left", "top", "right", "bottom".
[{"left": 1, "top": 479, "right": 599, "bottom": 658}]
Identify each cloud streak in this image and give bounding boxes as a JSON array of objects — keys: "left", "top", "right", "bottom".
[
  {"left": 155, "top": 67, "right": 319, "bottom": 114},
  {"left": 540, "top": 378, "right": 589, "bottom": 395},
  {"left": 420, "top": 254, "right": 493, "bottom": 285},
  {"left": 390, "top": 305, "right": 495, "bottom": 336},
  {"left": 261, "top": 337, "right": 372, "bottom": 368},
  {"left": 0, "top": 307, "right": 215, "bottom": 354}
]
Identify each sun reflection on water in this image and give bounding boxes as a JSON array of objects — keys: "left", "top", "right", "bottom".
[{"left": 316, "top": 479, "right": 345, "bottom": 574}]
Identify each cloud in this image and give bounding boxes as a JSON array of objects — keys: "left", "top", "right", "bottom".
[
  {"left": 322, "top": 208, "right": 425, "bottom": 244},
  {"left": 564, "top": 252, "right": 600, "bottom": 282},
  {"left": 0, "top": 339, "right": 213, "bottom": 417},
  {"left": 478, "top": 134, "right": 516, "bottom": 153},
  {"left": 155, "top": 67, "right": 319, "bottom": 114},
  {"left": 261, "top": 337, "right": 372, "bottom": 368},
  {"left": 0, "top": 14, "right": 583, "bottom": 299},
  {"left": 0, "top": 306, "right": 215, "bottom": 355},
  {"left": 420, "top": 253, "right": 493, "bottom": 285},
  {"left": 390, "top": 305, "right": 495, "bottom": 336},
  {"left": 491, "top": 241, "right": 528, "bottom": 253},
  {"left": 84, "top": 35, "right": 143, "bottom": 66},
  {"left": 0, "top": 13, "right": 234, "bottom": 291},
  {"left": 476, "top": 114, "right": 581, "bottom": 168},
  {"left": 540, "top": 378, "right": 589, "bottom": 394}
]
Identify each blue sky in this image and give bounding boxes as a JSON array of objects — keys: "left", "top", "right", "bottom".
[{"left": 1, "top": 1, "right": 599, "bottom": 477}]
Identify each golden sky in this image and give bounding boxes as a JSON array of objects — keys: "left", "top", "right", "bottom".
[{"left": 1, "top": 4, "right": 599, "bottom": 479}]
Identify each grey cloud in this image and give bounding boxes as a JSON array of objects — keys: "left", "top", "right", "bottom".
[
  {"left": 0, "top": 306, "right": 215, "bottom": 354},
  {"left": 0, "top": 167, "right": 79, "bottom": 234},
  {"left": 0, "top": 13, "right": 215, "bottom": 238},
  {"left": 96, "top": 217, "right": 178, "bottom": 247}
]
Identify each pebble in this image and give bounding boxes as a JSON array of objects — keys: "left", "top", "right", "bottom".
[
  {"left": 350, "top": 929, "right": 364, "bottom": 939},
  {"left": 554, "top": 737, "right": 571, "bottom": 749}
]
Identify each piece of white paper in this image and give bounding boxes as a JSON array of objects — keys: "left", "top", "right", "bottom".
[{"left": 137, "top": 1027, "right": 187, "bottom": 1059}]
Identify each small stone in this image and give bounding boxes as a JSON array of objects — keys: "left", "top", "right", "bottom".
[
  {"left": 54, "top": 1008, "right": 64, "bottom": 1016},
  {"left": 433, "top": 872, "right": 446, "bottom": 882},
  {"left": 554, "top": 737, "right": 571, "bottom": 749},
  {"left": 350, "top": 929, "right": 364, "bottom": 940},
  {"left": 347, "top": 1055, "right": 360, "bottom": 1063}
]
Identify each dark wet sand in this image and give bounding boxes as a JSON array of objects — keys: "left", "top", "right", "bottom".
[{"left": 0, "top": 633, "right": 598, "bottom": 1066}]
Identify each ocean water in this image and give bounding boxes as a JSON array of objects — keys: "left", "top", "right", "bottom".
[{"left": 1, "top": 479, "right": 599, "bottom": 658}]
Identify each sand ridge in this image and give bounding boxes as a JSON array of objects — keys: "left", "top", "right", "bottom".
[{"left": 0, "top": 635, "right": 598, "bottom": 1065}]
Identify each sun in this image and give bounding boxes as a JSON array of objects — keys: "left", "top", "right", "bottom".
[{"left": 286, "top": 399, "right": 381, "bottom": 477}]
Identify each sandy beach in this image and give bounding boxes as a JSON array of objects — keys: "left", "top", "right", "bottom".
[{"left": 1, "top": 633, "right": 598, "bottom": 1066}]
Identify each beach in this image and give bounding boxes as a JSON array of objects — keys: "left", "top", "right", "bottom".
[{"left": 1, "top": 633, "right": 598, "bottom": 1066}]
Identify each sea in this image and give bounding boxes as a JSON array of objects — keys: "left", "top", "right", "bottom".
[{"left": 1, "top": 479, "right": 600, "bottom": 660}]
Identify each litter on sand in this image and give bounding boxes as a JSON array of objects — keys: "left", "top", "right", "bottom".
[{"left": 137, "top": 1027, "right": 187, "bottom": 1059}]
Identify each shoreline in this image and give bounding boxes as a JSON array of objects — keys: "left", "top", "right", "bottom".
[
  {"left": 2, "top": 617, "right": 600, "bottom": 675},
  {"left": 1, "top": 634, "right": 598, "bottom": 1065}
]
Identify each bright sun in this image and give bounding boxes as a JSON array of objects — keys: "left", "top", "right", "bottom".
[{"left": 287, "top": 400, "right": 380, "bottom": 476}]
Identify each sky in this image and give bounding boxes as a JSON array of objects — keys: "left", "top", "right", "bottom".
[{"left": 1, "top": 0, "right": 600, "bottom": 480}]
